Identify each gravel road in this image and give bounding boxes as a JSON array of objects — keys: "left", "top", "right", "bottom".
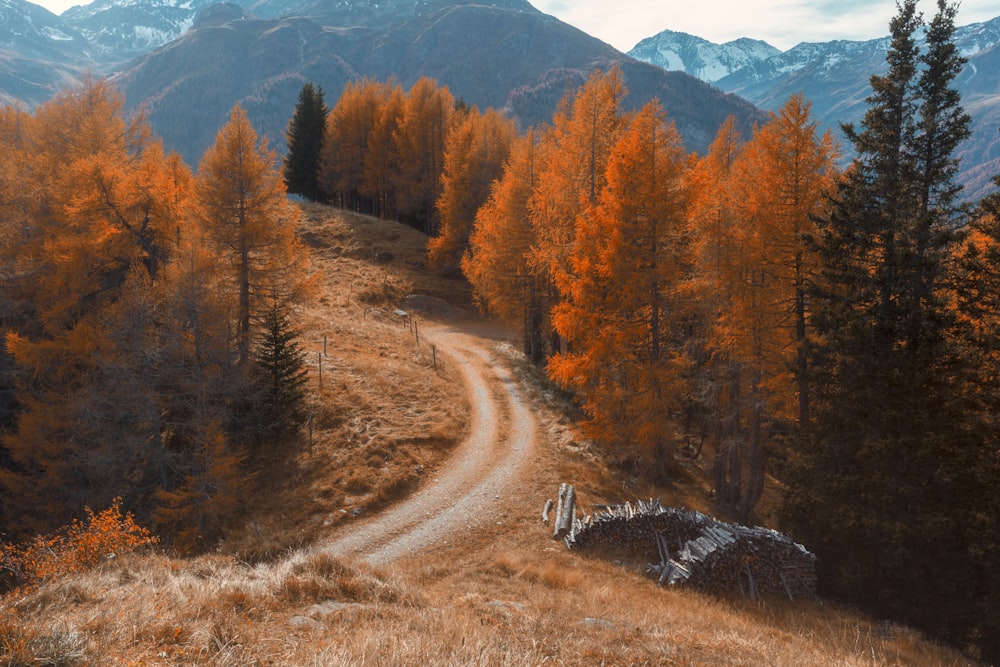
[{"left": 303, "top": 324, "right": 536, "bottom": 567}]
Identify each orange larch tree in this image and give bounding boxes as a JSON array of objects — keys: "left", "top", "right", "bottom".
[
  {"left": 394, "top": 77, "right": 455, "bottom": 234},
  {"left": 320, "top": 78, "right": 394, "bottom": 213},
  {"left": 195, "top": 104, "right": 310, "bottom": 368},
  {"left": 463, "top": 131, "right": 552, "bottom": 362},
  {"left": 681, "top": 115, "right": 744, "bottom": 465},
  {"left": 361, "top": 81, "right": 405, "bottom": 220},
  {"left": 0, "top": 79, "right": 194, "bottom": 534},
  {"left": 151, "top": 230, "right": 245, "bottom": 551},
  {"left": 530, "top": 67, "right": 627, "bottom": 304},
  {"left": 547, "top": 100, "right": 692, "bottom": 471},
  {"left": 428, "top": 106, "right": 515, "bottom": 275},
  {"left": 690, "top": 95, "right": 837, "bottom": 517}
]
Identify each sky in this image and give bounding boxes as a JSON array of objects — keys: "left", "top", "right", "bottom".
[
  {"left": 531, "top": 0, "right": 1000, "bottom": 52},
  {"left": 29, "top": 0, "right": 1000, "bottom": 51}
]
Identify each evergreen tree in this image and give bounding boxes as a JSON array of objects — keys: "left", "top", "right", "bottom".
[
  {"left": 283, "top": 82, "right": 327, "bottom": 202},
  {"left": 252, "top": 302, "right": 309, "bottom": 445},
  {"left": 783, "top": 0, "right": 988, "bottom": 653}
]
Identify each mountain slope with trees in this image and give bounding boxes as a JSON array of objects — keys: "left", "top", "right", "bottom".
[{"left": 108, "top": 0, "right": 763, "bottom": 165}]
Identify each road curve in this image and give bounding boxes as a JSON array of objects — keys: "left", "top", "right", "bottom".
[{"left": 302, "top": 324, "right": 536, "bottom": 567}]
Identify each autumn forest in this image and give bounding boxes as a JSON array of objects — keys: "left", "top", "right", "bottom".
[{"left": 1, "top": 0, "right": 998, "bottom": 661}]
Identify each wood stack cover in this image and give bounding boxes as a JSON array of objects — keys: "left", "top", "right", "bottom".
[{"left": 545, "top": 485, "right": 817, "bottom": 600}]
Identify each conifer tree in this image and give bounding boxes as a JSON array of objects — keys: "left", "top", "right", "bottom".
[
  {"left": 0, "top": 80, "right": 193, "bottom": 535},
  {"left": 284, "top": 82, "right": 328, "bottom": 202},
  {"left": 783, "top": 0, "right": 986, "bottom": 651},
  {"left": 694, "top": 96, "right": 836, "bottom": 518},
  {"left": 252, "top": 302, "right": 309, "bottom": 445},
  {"left": 463, "top": 131, "right": 550, "bottom": 363},
  {"left": 196, "top": 104, "right": 310, "bottom": 368},
  {"left": 320, "top": 78, "right": 390, "bottom": 212},
  {"left": 395, "top": 77, "right": 455, "bottom": 234},
  {"left": 428, "top": 106, "right": 515, "bottom": 275},
  {"left": 547, "top": 100, "right": 690, "bottom": 472}
]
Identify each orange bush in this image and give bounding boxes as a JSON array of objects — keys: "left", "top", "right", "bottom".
[{"left": 0, "top": 498, "right": 159, "bottom": 590}]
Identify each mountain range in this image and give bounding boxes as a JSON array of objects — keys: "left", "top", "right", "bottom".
[
  {"left": 0, "top": 0, "right": 762, "bottom": 166},
  {"left": 629, "top": 20, "right": 1000, "bottom": 200},
  {"left": 0, "top": 0, "right": 997, "bottom": 200}
]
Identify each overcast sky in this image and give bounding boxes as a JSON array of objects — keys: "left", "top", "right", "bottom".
[
  {"left": 33, "top": 0, "right": 1000, "bottom": 51},
  {"left": 532, "top": 0, "right": 1000, "bottom": 52}
]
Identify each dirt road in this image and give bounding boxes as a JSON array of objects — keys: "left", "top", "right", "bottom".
[{"left": 307, "top": 324, "right": 536, "bottom": 567}]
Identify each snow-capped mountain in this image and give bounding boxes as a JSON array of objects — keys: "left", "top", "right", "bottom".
[
  {"left": 108, "top": 0, "right": 762, "bottom": 166},
  {"left": 60, "top": 0, "right": 229, "bottom": 60},
  {"left": 0, "top": 0, "right": 95, "bottom": 106},
  {"left": 628, "top": 29, "right": 779, "bottom": 83},
  {"left": 629, "top": 16, "right": 1000, "bottom": 201},
  {"left": 57, "top": 0, "right": 538, "bottom": 61},
  {"left": 0, "top": 0, "right": 92, "bottom": 61}
]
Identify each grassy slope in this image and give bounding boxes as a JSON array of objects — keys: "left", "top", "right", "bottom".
[{"left": 0, "top": 204, "right": 979, "bottom": 666}]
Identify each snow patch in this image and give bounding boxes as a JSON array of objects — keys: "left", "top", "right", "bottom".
[{"left": 41, "top": 26, "right": 74, "bottom": 41}]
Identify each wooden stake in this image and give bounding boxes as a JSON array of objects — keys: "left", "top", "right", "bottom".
[
  {"left": 318, "top": 352, "right": 323, "bottom": 391},
  {"left": 432, "top": 344, "right": 437, "bottom": 371}
]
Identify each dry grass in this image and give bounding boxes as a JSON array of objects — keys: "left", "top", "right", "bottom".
[
  {"left": 222, "top": 204, "right": 472, "bottom": 561},
  {"left": 0, "top": 204, "right": 983, "bottom": 666},
  {"left": 1, "top": 544, "right": 975, "bottom": 666}
]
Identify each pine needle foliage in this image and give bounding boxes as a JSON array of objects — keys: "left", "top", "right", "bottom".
[
  {"left": 252, "top": 302, "right": 309, "bottom": 446},
  {"left": 284, "top": 82, "right": 328, "bottom": 202}
]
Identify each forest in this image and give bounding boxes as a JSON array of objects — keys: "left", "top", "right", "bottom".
[
  {"left": 285, "top": 0, "right": 998, "bottom": 659},
  {"left": 0, "top": 0, "right": 997, "bottom": 661}
]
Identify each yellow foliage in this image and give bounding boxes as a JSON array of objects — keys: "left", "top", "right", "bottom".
[{"left": 0, "top": 498, "right": 158, "bottom": 591}]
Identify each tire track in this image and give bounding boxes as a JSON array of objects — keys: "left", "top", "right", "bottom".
[{"left": 300, "top": 326, "right": 535, "bottom": 567}]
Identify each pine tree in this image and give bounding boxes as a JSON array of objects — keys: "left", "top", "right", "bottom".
[
  {"left": 783, "top": 0, "right": 987, "bottom": 651},
  {"left": 252, "top": 302, "right": 309, "bottom": 445},
  {"left": 283, "top": 82, "right": 327, "bottom": 202}
]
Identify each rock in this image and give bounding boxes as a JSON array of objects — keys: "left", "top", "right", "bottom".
[{"left": 289, "top": 615, "right": 320, "bottom": 629}]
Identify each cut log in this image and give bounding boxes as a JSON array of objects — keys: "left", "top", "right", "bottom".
[
  {"left": 554, "top": 484, "right": 576, "bottom": 540},
  {"left": 552, "top": 484, "right": 568, "bottom": 540},
  {"left": 541, "top": 498, "right": 554, "bottom": 524}
]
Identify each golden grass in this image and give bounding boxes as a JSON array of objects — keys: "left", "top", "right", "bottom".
[
  {"left": 0, "top": 204, "right": 982, "bottom": 666},
  {"left": 1, "top": 542, "right": 975, "bottom": 666}
]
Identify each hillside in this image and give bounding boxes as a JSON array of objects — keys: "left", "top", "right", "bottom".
[
  {"left": 0, "top": 203, "right": 980, "bottom": 666},
  {"left": 107, "top": 0, "right": 764, "bottom": 165},
  {"left": 0, "top": 0, "right": 94, "bottom": 106}
]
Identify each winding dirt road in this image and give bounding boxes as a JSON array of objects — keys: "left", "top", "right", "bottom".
[{"left": 306, "top": 324, "right": 536, "bottom": 567}]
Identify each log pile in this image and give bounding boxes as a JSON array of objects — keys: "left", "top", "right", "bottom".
[{"left": 544, "top": 485, "right": 816, "bottom": 600}]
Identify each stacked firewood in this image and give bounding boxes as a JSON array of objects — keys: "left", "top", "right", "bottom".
[{"left": 542, "top": 485, "right": 817, "bottom": 600}]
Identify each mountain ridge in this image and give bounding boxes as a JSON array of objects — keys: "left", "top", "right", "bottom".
[
  {"left": 628, "top": 17, "right": 1000, "bottom": 200},
  {"left": 0, "top": 0, "right": 765, "bottom": 166},
  {"left": 106, "top": 0, "right": 764, "bottom": 165}
]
